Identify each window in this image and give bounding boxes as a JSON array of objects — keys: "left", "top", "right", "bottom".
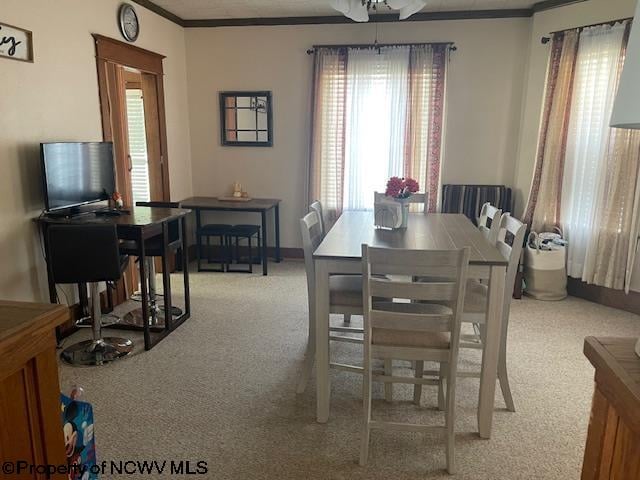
[
  {"left": 526, "top": 20, "right": 640, "bottom": 290},
  {"left": 309, "top": 44, "right": 448, "bottom": 221}
]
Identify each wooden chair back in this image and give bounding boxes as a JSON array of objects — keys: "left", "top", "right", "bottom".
[
  {"left": 362, "top": 245, "right": 470, "bottom": 356},
  {"left": 496, "top": 213, "right": 527, "bottom": 309},
  {"left": 309, "top": 200, "right": 325, "bottom": 237},
  {"left": 478, "top": 202, "right": 502, "bottom": 245},
  {"left": 300, "top": 211, "right": 324, "bottom": 310}
]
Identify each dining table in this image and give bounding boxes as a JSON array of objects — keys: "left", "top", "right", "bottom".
[{"left": 312, "top": 210, "right": 508, "bottom": 439}]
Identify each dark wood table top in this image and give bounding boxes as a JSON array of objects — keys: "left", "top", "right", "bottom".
[
  {"left": 313, "top": 211, "right": 508, "bottom": 266},
  {"left": 37, "top": 207, "right": 190, "bottom": 227},
  {"left": 178, "top": 196, "right": 281, "bottom": 211}
]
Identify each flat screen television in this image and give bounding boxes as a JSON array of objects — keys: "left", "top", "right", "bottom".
[{"left": 40, "top": 142, "right": 116, "bottom": 213}]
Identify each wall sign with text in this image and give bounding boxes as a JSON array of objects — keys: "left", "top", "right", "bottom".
[{"left": 0, "top": 21, "right": 33, "bottom": 63}]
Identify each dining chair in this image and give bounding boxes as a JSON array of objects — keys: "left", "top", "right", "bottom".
[
  {"left": 296, "top": 210, "right": 365, "bottom": 394},
  {"left": 309, "top": 200, "right": 325, "bottom": 237},
  {"left": 360, "top": 245, "right": 470, "bottom": 474},
  {"left": 477, "top": 202, "right": 503, "bottom": 245},
  {"left": 416, "top": 213, "right": 527, "bottom": 413}
]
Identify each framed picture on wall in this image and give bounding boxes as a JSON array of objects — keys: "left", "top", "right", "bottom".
[
  {"left": 220, "top": 91, "right": 273, "bottom": 147},
  {"left": 0, "top": 21, "right": 33, "bottom": 63}
]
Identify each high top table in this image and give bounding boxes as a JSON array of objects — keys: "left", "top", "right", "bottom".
[
  {"left": 313, "top": 211, "right": 508, "bottom": 439},
  {"left": 37, "top": 206, "right": 191, "bottom": 350},
  {"left": 178, "top": 197, "right": 281, "bottom": 276}
]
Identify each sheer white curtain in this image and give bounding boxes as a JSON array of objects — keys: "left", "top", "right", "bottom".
[
  {"left": 561, "top": 24, "right": 627, "bottom": 280},
  {"left": 309, "top": 44, "right": 448, "bottom": 222},
  {"left": 343, "top": 47, "right": 410, "bottom": 210}
]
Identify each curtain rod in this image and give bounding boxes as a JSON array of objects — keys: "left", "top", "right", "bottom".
[
  {"left": 541, "top": 17, "right": 632, "bottom": 44},
  {"left": 306, "top": 42, "right": 457, "bottom": 55}
]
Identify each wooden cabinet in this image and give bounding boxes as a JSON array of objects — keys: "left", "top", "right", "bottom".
[
  {"left": 0, "top": 301, "right": 69, "bottom": 479},
  {"left": 582, "top": 337, "right": 640, "bottom": 480}
]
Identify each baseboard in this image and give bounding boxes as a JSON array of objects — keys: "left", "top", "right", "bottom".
[{"left": 567, "top": 277, "right": 640, "bottom": 316}]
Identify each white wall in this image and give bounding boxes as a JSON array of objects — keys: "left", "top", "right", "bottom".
[
  {"left": 0, "top": 0, "right": 193, "bottom": 302},
  {"left": 185, "top": 19, "right": 531, "bottom": 248}
]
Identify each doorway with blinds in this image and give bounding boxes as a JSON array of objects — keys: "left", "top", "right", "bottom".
[
  {"left": 93, "top": 35, "right": 171, "bottom": 304},
  {"left": 124, "top": 69, "right": 153, "bottom": 204}
]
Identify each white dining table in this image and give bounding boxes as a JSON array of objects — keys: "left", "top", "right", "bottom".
[{"left": 312, "top": 211, "right": 508, "bottom": 439}]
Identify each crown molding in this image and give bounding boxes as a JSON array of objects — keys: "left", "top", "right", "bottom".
[
  {"left": 130, "top": 0, "right": 185, "bottom": 26},
  {"left": 183, "top": 9, "right": 533, "bottom": 28},
  {"left": 129, "top": 0, "right": 589, "bottom": 28}
]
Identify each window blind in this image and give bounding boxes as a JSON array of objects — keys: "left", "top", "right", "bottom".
[{"left": 126, "top": 89, "right": 151, "bottom": 204}]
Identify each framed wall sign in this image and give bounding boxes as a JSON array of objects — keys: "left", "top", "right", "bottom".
[
  {"left": 0, "top": 22, "right": 33, "bottom": 63},
  {"left": 220, "top": 91, "right": 273, "bottom": 147}
]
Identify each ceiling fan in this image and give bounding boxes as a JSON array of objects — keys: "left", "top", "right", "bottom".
[{"left": 331, "top": 0, "right": 427, "bottom": 22}]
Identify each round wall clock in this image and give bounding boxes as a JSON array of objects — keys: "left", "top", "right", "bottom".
[{"left": 119, "top": 3, "right": 140, "bottom": 42}]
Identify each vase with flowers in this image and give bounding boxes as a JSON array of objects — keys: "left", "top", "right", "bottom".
[{"left": 384, "top": 176, "right": 420, "bottom": 228}]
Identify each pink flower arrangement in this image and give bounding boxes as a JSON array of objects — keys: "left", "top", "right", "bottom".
[{"left": 385, "top": 176, "right": 420, "bottom": 199}]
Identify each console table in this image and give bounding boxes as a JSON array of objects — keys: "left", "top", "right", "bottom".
[
  {"left": 178, "top": 197, "right": 281, "bottom": 276},
  {"left": 582, "top": 337, "right": 640, "bottom": 479},
  {"left": 0, "top": 301, "right": 69, "bottom": 478}
]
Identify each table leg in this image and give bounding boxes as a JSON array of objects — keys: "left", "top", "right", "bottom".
[
  {"left": 274, "top": 204, "right": 281, "bottom": 263},
  {"left": 161, "top": 222, "right": 172, "bottom": 332},
  {"left": 261, "top": 211, "right": 268, "bottom": 276},
  {"left": 315, "top": 259, "right": 331, "bottom": 423},
  {"left": 138, "top": 231, "right": 151, "bottom": 351},
  {"left": 182, "top": 216, "right": 191, "bottom": 318},
  {"left": 478, "top": 264, "right": 506, "bottom": 438},
  {"left": 196, "top": 208, "right": 203, "bottom": 272}
]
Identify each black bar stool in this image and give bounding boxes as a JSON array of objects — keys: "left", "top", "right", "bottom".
[
  {"left": 226, "top": 224, "right": 262, "bottom": 273},
  {"left": 120, "top": 201, "right": 183, "bottom": 329},
  {"left": 198, "top": 224, "right": 232, "bottom": 272},
  {"left": 46, "top": 224, "right": 134, "bottom": 366}
]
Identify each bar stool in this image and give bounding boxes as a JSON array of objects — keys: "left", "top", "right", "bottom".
[
  {"left": 46, "top": 224, "right": 134, "bottom": 366},
  {"left": 198, "top": 224, "right": 233, "bottom": 272},
  {"left": 226, "top": 224, "right": 262, "bottom": 273},
  {"left": 120, "top": 201, "right": 183, "bottom": 329}
]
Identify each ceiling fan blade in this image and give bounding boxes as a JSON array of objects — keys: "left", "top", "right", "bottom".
[
  {"left": 331, "top": 0, "right": 369, "bottom": 22},
  {"left": 397, "top": 0, "right": 427, "bottom": 19}
]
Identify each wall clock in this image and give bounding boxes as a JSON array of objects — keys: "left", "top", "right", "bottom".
[{"left": 118, "top": 3, "right": 139, "bottom": 42}]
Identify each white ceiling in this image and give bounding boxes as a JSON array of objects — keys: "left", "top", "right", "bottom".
[{"left": 151, "top": 0, "right": 539, "bottom": 20}]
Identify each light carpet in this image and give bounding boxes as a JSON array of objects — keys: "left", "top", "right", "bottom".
[{"left": 59, "top": 261, "right": 640, "bottom": 479}]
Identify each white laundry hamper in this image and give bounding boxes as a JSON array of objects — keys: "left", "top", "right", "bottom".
[{"left": 524, "top": 232, "right": 567, "bottom": 301}]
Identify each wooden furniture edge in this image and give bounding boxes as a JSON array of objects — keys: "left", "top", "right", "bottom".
[
  {"left": 0, "top": 302, "right": 68, "bottom": 350},
  {"left": 583, "top": 337, "right": 640, "bottom": 434}
]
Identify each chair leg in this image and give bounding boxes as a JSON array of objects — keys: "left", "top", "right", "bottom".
[
  {"left": 248, "top": 235, "right": 253, "bottom": 274},
  {"left": 344, "top": 313, "right": 351, "bottom": 324},
  {"left": 296, "top": 338, "right": 315, "bottom": 394},
  {"left": 196, "top": 233, "right": 202, "bottom": 272},
  {"left": 222, "top": 235, "right": 228, "bottom": 272},
  {"left": 445, "top": 362, "right": 457, "bottom": 475},
  {"left": 413, "top": 360, "right": 424, "bottom": 405},
  {"left": 384, "top": 359, "right": 393, "bottom": 402},
  {"left": 297, "top": 294, "right": 316, "bottom": 394},
  {"left": 438, "top": 362, "right": 447, "bottom": 411},
  {"left": 499, "top": 348, "right": 515, "bottom": 412},
  {"left": 359, "top": 351, "right": 372, "bottom": 466},
  {"left": 257, "top": 228, "right": 262, "bottom": 262}
]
